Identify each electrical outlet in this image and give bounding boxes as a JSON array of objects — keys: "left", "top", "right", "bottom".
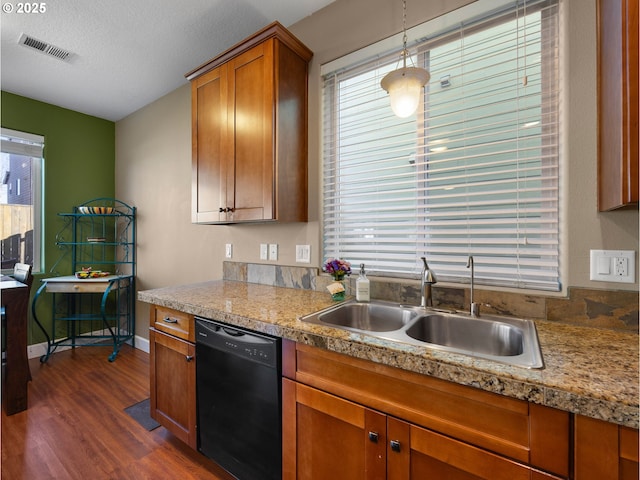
[
  {"left": 268, "top": 244, "right": 278, "bottom": 261},
  {"left": 615, "top": 257, "right": 628, "bottom": 277},
  {"left": 296, "top": 245, "right": 311, "bottom": 263},
  {"left": 225, "top": 243, "right": 233, "bottom": 259},
  {"left": 590, "top": 250, "right": 635, "bottom": 283},
  {"left": 260, "top": 244, "right": 268, "bottom": 260}
]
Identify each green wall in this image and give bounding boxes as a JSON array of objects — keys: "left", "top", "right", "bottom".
[{"left": 1, "top": 91, "right": 115, "bottom": 344}]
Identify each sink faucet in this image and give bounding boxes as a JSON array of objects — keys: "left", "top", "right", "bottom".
[
  {"left": 420, "top": 257, "right": 437, "bottom": 308},
  {"left": 466, "top": 255, "right": 480, "bottom": 317}
]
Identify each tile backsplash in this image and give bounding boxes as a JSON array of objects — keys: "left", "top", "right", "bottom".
[{"left": 223, "top": 261, "right": 639, "bottom": 333}]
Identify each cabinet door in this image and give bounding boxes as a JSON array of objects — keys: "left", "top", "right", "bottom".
[
  {"left": 227, "top": 40, "right": 275, "bottom": 222},
  {"left": 387, "top": 417, "right": 532, "bottom": 480},
  {"left": 282, "top": 379, "right": 386, "bottom": 480},
  {"left": 192, "top": 63, "right": 229, "bottom": 223},
  {"left": 597, "top": 0, "right": 639, "bottom": 210},
  {"left": 575, "top": 415, "right": 640, "bottom": 480},
  {"left": 620, "top": 426, "right": 640, "bottom": 480},
  {"left": 149, "top": 328, "right": 197, "bottom": 449}
]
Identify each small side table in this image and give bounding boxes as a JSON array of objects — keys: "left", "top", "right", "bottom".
[{"left": 32, "top": 275, "right": 135, "bottom": 362}]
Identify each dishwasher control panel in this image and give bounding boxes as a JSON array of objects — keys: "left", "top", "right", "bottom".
[{"left": 195, "top": 317, "right": 280, "bottom": 368}]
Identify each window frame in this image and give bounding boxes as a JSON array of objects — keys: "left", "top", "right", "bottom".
[
  {"left": 1, "top": 127, "right": 44, "bottom": 274},
  {"left": 321, "top": 0, "right": 561, "bottom": 291}
]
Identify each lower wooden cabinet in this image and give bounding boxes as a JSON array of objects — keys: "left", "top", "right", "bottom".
[
  {"left": 283, "top": 379, "right": 565, "bottom": 480},
  {"left": 574, "top": 415, "right": 639, "bottom": 480},
  {"left": 149, "top": 326, "right": 197, "bottom": 449},
  {"left": 282, "top": 342, "right": 569, "bottom": 480}
]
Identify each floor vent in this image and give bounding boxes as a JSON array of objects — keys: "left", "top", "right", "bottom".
[{"left": 18, "top": 33, "right": 74, "bottom": 62}]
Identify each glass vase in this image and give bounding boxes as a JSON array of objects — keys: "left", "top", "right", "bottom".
[{"left": 331, "top": 280, "right": 346, "bottom": 301}]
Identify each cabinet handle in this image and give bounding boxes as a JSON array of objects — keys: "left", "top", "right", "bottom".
[
  {"left": 368, "top": 431, "right": 379, "bottom": 443},
  {"left": 390, "top": 440, "right": 401, "bottom": 452},
  {"left": 185, "top": 355, "right": 194, "bottom": 362},
  {"left": 162, "top": 317, "right": 178, "bottom": 324},
  {"left": 219, "top": 207, "right": 226, "bottom": 213}
]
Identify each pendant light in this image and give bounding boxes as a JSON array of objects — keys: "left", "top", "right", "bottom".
[{"left": 380, "top": 0, "right": 430, "bottom": 118}]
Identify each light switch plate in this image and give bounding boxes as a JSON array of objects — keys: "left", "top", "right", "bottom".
[
  {"left": 296, "top": 245, "right": 311, "bottom": 263},
  {"left": 225, "top": 243, "right": 233, "bottom": 259},
  {"left": 260, "top": 244, "right": 268, "bottom": 260},
  {"left": 268, "top": 244, "right": 278, "bottom": 261},
  {"left": 590, "top": 250, "right": 635, "bottom": 283}
]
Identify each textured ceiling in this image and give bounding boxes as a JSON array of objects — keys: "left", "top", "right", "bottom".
[{"left": 1, "top": 0, "right": 334, "bottom": 121}]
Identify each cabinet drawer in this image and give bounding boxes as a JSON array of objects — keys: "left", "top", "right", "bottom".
[
  {"left": 152, "top": 306, "right": 194, "bottom": 342},
  {"left": 46, "top": 281, "right": 110, "bottom": 293}
]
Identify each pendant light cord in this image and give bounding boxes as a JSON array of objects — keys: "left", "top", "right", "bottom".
[{"left": 402, "top": 0, "right": 408, "bottom": 69}]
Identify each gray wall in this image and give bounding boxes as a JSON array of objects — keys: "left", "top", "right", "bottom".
[{"left": 115, "top": 0, "right": 639, "bottom": 339}]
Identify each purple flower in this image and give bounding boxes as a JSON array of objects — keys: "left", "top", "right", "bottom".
[{"left": 323, "top": 258, "right": 352, "bottom": 279}]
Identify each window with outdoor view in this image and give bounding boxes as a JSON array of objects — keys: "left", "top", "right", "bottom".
[
  {"left": 322, "top": 0, "right": 560, "bottom": 291},
  {"left": 1, "top": 128, "right": 44, "bottom": 273}
]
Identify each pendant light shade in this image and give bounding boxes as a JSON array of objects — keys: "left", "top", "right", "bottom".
[
  {"left": 380, "top": 0, "right": 430, "bottom": 118},
  {"left": 381, "top": 66, "right": 430, "bottom": 118}
]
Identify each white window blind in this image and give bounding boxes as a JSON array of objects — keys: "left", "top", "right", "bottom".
[
  {"left": 1, "top": 128, "right": 44, "bottom": 158},
  {"left": 322, "top": 0, "right": 560, "bottom": 291}
]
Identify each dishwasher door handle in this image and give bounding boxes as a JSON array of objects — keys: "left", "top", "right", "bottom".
[{"left": 221, "top": 327, "right": 244, "bottom": 337}]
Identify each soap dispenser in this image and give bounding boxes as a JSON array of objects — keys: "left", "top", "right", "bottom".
[{"left": 356, "top": 263, "right": 370, "bottom": 302}]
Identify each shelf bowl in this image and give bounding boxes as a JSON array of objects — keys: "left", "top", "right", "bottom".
[{"left": 78, "top": 206, "right": 115, "bottom": 214}]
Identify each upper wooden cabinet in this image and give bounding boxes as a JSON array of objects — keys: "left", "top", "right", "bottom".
[
  {"left": 186, "top": 22, "right": 312, "bottom": 224},
  {"left": 597, "top": 0, "right": 639, "bottom": 211}
]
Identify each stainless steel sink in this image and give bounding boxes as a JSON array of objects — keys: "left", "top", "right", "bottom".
[
  {"left": 405, "top": 314, "right": 524, "bottom": 357},
  {"left": 300, "top": 300, "right": 543, "bottom": 368},
  {"left": 316, "top": 301, "right": 418, "bottom": 332}
]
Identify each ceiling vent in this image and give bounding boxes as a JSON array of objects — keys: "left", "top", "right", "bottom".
[{"left": 18, "top": 33, "right": 74, "bottom": 62}]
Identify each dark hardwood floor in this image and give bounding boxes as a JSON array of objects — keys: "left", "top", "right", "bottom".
[{"left": 1, "top": 345, "right": 234, "bottom": 480}]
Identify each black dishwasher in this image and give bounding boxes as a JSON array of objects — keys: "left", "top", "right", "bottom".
[{"left": 195, "top": 317, "right": 282, "bottom": 480}]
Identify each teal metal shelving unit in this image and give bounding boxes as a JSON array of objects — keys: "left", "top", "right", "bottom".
[{"left": 32, "top": 198, "right": 136, "bottom": 362}]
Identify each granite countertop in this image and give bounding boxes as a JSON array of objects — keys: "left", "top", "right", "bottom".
[{"left": 138, "top": 280, "right": 639, "bottom": 429}]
